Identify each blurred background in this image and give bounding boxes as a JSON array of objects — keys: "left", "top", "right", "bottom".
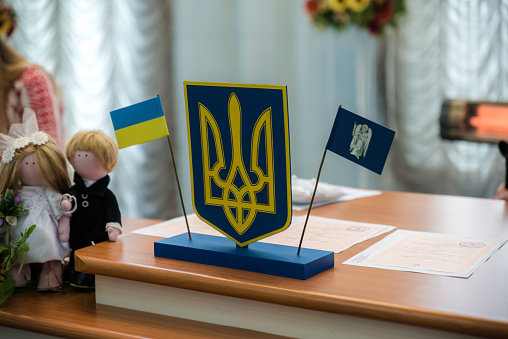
[{"left": 6, "top": 0, "right": 507, "bottom": 219}]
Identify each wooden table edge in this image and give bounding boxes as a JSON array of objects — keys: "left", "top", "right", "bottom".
[
  {"left": 0, "top": 291, "right": 288, "bottom": 339},
  {"left": 75, "top": 243, "right": 508, "bottom": 338}
]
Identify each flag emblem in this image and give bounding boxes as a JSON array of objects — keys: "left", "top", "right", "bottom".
[
  {"left": 184, "top": 82, "right": 292, "bottom": 246},
  {"left": 110, "top": 97, "right": 169, "bottom": 149},
  {"left": 350, "top": 123, "right": 372, "bottom": 159}
]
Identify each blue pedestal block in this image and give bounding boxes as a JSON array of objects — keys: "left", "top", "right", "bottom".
[{"left": 154, "top": 233, "right": 334, "bottom": 280}]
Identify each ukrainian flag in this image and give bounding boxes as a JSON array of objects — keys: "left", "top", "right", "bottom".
[{"left": 110, "top": 97, "right": 169, "bottom": 149}]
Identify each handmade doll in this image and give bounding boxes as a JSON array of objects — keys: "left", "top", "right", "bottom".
[
  {"left": 0, "top": 108, "right": 73, "bottom": 292},
  {"left": 64, "top": 130, "right": 121, "bottom": 289}
]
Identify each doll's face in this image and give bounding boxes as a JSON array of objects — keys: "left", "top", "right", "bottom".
[
  {"left": 20, "top": 153, "right": 43, "bottom": 186},
  {"left": 73, "top": 150, "right": 108, "bottom": 181}
]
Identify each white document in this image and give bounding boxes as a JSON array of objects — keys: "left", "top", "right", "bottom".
[
  {"left": 292, "top": 186, "right": 381, "bottom": 211},
  {"left": 133, "top": 214, "right": 219, "bottom": 238},
  {"left": 259, "top": 215, "right": 395, "bottom": 253},
  {"left": 133, "top": 214, "right": 395, "bottom": 253},
  {"left": 343, "top": 229, "right": 506, "bottom": 278}
]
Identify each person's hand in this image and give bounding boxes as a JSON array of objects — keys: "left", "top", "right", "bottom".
[{"left": 491, "top": 183, "right": 508, "bottom": 200}]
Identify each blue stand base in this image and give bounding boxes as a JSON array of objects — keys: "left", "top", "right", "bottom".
[{"left": 154, "top": 233, "right": 334, "bottom": 280}]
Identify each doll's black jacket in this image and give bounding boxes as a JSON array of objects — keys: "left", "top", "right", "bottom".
[{"left": 68, "top": 172, "right": 122, "bottom": 251}]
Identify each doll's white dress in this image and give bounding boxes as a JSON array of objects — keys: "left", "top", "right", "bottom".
[{"left": 9, "top": 186, "right": 69, "bottom": 263}]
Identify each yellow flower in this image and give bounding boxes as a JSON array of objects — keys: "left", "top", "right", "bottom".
[
  {"left": 346, "top": 0, "right": 371, "bottom": 12},
  {"left": 0, "top": 11, "right": 11, "bottom": 37},
  {"left": 327, "top": 0, "right": 348, "bottom": 13}
]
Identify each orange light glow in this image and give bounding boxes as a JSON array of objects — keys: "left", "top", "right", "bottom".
[{"left": 469, "top": 105, "right": 508, "bottom": 132}]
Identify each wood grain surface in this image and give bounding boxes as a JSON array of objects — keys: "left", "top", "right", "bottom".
[
  {"left": 2, "top": 191, "right": 508, "bottom": 338},
  {"left": 76, "top": 192, "right": 508, "bottom": 337}
]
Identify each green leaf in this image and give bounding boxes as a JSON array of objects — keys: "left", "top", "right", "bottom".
[
  {"left": 0, "top": 270, "right": 15, "bottom": 306},
  {"left": 18, "top": 225, "right": 36, "bottom": 244},
  {"left": 17, "top": 242, "right": 30, "bottom": 253},
  {"left": 0, "top": 221, "right": 36, "bottom": 305},
  {"left": 3, "top": 191, "right": 13, "bottom": 207},
  {"left": 2, "top": 255, "right": 9, "bottom": 268},
  {"left": 18, "top": 255, "right": 24, "bottom": 273}
]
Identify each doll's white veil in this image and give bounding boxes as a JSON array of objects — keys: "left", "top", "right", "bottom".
[{"left": 0, "top": 108, "right": 40, "bottom": 153}]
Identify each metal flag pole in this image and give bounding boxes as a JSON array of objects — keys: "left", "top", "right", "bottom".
[
  {"left": 158, "top": 95, "right": 191, "bottom": 240},
  {"left": 166, "top": 134, "right": 191, "bottom": 240},
  {"left": 297, "top": 104, "right": 342, "bottom": 255},
  {"left": 297, "top": 148, "right": 327, "bottom": 255}
]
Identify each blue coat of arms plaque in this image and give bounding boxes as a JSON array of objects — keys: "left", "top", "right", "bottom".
[{"left": 184, "top": 82, "right": 292, "bottom": 246}]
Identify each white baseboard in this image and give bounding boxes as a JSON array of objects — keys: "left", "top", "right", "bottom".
[{"left": 96, "top": 275, "right": 473, "bottom": 339}]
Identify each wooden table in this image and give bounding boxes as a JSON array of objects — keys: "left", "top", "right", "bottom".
[
  {"left": 0, "top": 218, "right": 287, "bottom": 339},
  {"left": 2, "top": 191, "right": 508, "bottom": 338}
]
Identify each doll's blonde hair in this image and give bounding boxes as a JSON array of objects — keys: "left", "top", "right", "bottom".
[
  {"left": 66, "top": 130, "right": 118, "bottom": 172},
  {"left": 0, "top": 138, "right": 70, "bottom": 195}
]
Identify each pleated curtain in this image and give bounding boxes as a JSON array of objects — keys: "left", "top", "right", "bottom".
[
  {"left": 9, "top": 0, "right": 506, "bottom": 220},
  {"left": 385, "top": 0, "right": 508, "bottom": 197},
  {"left": 8, "top": 0, "right": 178, "bottom": 219}
]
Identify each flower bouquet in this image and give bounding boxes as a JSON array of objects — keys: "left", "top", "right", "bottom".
[
  {"left": 304, "top": 0, "right": 406, "bottom": 36},
  {"left": 0, "top": 2, "right": 16, "bottom": 39},
  {"left": 0, "top": 189, "right": 35, "bottom": 305}
]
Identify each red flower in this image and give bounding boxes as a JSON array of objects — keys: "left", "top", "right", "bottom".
[
  {"left": 6, "top": 20, "right": 15, "bottom": 38},
  {"left": 366, "top": 0, "right": 398, "bottom": 35},
  {"left": 305, "top": 0, "right": 320, "bottom": 17},
  {"left": 368, "top": 21, "right": 383, "bottom": 35},
  {"left": 373, "top": 0, "right": 395, "bottom": 24}
]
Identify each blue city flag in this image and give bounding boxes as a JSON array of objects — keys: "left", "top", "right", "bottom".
[{"left": 326, "top": 107, "right": 395, "bottom": 175}]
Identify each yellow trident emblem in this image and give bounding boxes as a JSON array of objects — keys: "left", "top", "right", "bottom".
[{"left": 198, "top": 92, "right": 275, "bottom": 234}]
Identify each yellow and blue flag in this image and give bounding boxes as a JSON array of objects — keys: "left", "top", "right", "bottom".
[
  {"left": 110, "top": 97, "right": 169, "bottom": 149},
  {"left": 326, "top": 107, "right": 395, "bottom": 175}
]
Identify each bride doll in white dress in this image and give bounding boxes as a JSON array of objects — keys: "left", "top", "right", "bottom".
[{"left": 0, "top": 109, "right": 73, "bottom": 291}]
